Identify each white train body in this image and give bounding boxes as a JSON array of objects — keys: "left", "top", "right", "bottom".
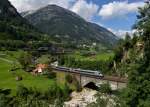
[{"left": 55, "top": 66, "right": 103, "bottom": 77}]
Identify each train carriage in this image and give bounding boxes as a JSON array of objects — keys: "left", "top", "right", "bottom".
[{"left": 55, "top": 66, "right": 104, "bottom": 77}]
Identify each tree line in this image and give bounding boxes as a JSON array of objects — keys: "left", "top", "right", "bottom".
[
  {"left": 0, "top": 83, "right": 70, "bottom": 107},
  {"left": 58, "top": 55, "right": 113, "bottom": 74}
]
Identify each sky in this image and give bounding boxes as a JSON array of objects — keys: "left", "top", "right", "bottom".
[{"left": 9, "top": 0, "right": 145, "bottom": 38}]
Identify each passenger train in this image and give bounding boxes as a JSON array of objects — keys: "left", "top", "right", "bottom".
[{"left": 54, "top": 66, "right": 104, "bottom": 77}]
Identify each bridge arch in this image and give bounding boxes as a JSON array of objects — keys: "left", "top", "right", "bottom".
[
  {"left": 54, "top": 69, "right": 127, "bottom": 90},
  {"left": 84, "top": 82, "right": 98, "bottom": 90}
]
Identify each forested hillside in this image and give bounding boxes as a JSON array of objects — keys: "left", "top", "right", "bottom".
[
  {"left": 123, "top": 2, "right": 150, "bottom": 106},
  {"left": 111, "top": 33, "right": 143, "bottom": 77},
  {"left": 0, "top": 0, "right": 43, "bottom": 50},
  {"left": 106, "top": 2, "right": 150, "bottom": 107}
]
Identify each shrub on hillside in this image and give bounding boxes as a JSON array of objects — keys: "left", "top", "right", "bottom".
[
  {"left": 16, "top": 85, "right": 29, "bottom": 98},
  {"left": 65, "top": 74, "right": 73, "bottom": 83},
  {"left": 99, "top": 83, "right": 112, "bottom": 94},
  {"left": 44, "top": 71, "right": 56, "bottom": 79}
]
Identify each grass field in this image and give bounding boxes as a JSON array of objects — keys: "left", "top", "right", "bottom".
[
  {"left": 72, "top": 51, "right": 114, "bottom": 61},
  {"left": 0, "top": 51, "right": 111, "bottom": 94},
  {"left": 0, "top": 51, "right": 56, "bottom": 94}
]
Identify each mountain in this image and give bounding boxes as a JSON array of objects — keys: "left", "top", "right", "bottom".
[
  {"left": 0, "top": 0, "right": 21, "bottom": 19},
  {"left": 0, "top": 0, "right": 41, "bottom": 41},
  {"left": 21, "top": 10, "right": 36, "bottom": 18},
  {"left": 22, "top": 5, "right": 118, "bottom": 47}
]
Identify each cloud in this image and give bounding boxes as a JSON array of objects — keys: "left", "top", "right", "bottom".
[
  {"left": 114, "top": 30, "right": 132, "bottom": 38},
  {"left": 71, "top": 0, "right": 99, "bottom": 21},
  {"left": 9, "top": 0, "right": 138, "bottom": 38},
  {"left": 9, "top": 0, "right": 98, "bottom": 21},
  {"left": 107, "top": 28, "right": 136, "bottom": 38},
  {"left": 48, "top": 0, "right": 75, "bottom": 9},
  {"left": 99, "top": 1, "right": 144, "bottom": 19},
  {"left": 9, "top": 0, "right": 75, "bottom": 12}
]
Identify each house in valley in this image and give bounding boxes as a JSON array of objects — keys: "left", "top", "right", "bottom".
[{"left": 32, "top": 64, "right": 48, "bottom": 74}]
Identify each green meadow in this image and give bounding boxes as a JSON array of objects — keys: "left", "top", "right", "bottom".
[
  {"left": 72, "top": 51, "right": 114, "bottom": 61},
  {"left": 0, "top": 51, "right": 56, "bottom": 94}
]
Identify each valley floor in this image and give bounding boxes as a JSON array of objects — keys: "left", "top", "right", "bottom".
[{"left": 0, "top": 51, "right": 56, "bottom": 94}]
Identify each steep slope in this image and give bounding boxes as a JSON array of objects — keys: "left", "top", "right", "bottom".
[
  {"left": 22, "top": 5, "right": 118, "bottom": 47},
  {"left": 0, "top": 0, "right": 41, "bottom": 41},
  {"left": 87, "top": 23, "right": 118, "bottom": 46},
  {"left": 0, "top": 0, "right": 21, "bottom": 19},
  {"left": 111, "top": 35, "right": 144, "bottom": 77}
]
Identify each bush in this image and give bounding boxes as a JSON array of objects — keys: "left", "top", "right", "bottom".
[
  {"left": 44, "top": 71, "right": 56, "bottom": 79},
  {"left": 0, "top": 84, "right": 70, "bottom": 107},
  {"left": 16, "top": 85, "right": 29, "bottom": 98},
  {"left": 63, "top": 83, "right": 71, "bottom": 100},
  {"left": 65, "top": 74, "right": 73, "bottom": 83},
  {"left": 18, "top": 52, "right": 32, "bottom": 70},
  {"left": 0, "top": 94, "right": 9, "bottom": 107},
  {"left": 99, "top": 83, "right": 112, "bottom": 94}
]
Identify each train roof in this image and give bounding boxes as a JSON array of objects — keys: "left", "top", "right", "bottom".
[
  {"left": 57, "top": 66, "right": 102, "bottom": 73},
  {"left": 76, "top": 69, "right": 101, "bottom": 72}
]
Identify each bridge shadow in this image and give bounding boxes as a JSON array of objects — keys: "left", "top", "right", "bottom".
[{"left": 84, "top": 82, "right": 98, "bottom": 90}]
